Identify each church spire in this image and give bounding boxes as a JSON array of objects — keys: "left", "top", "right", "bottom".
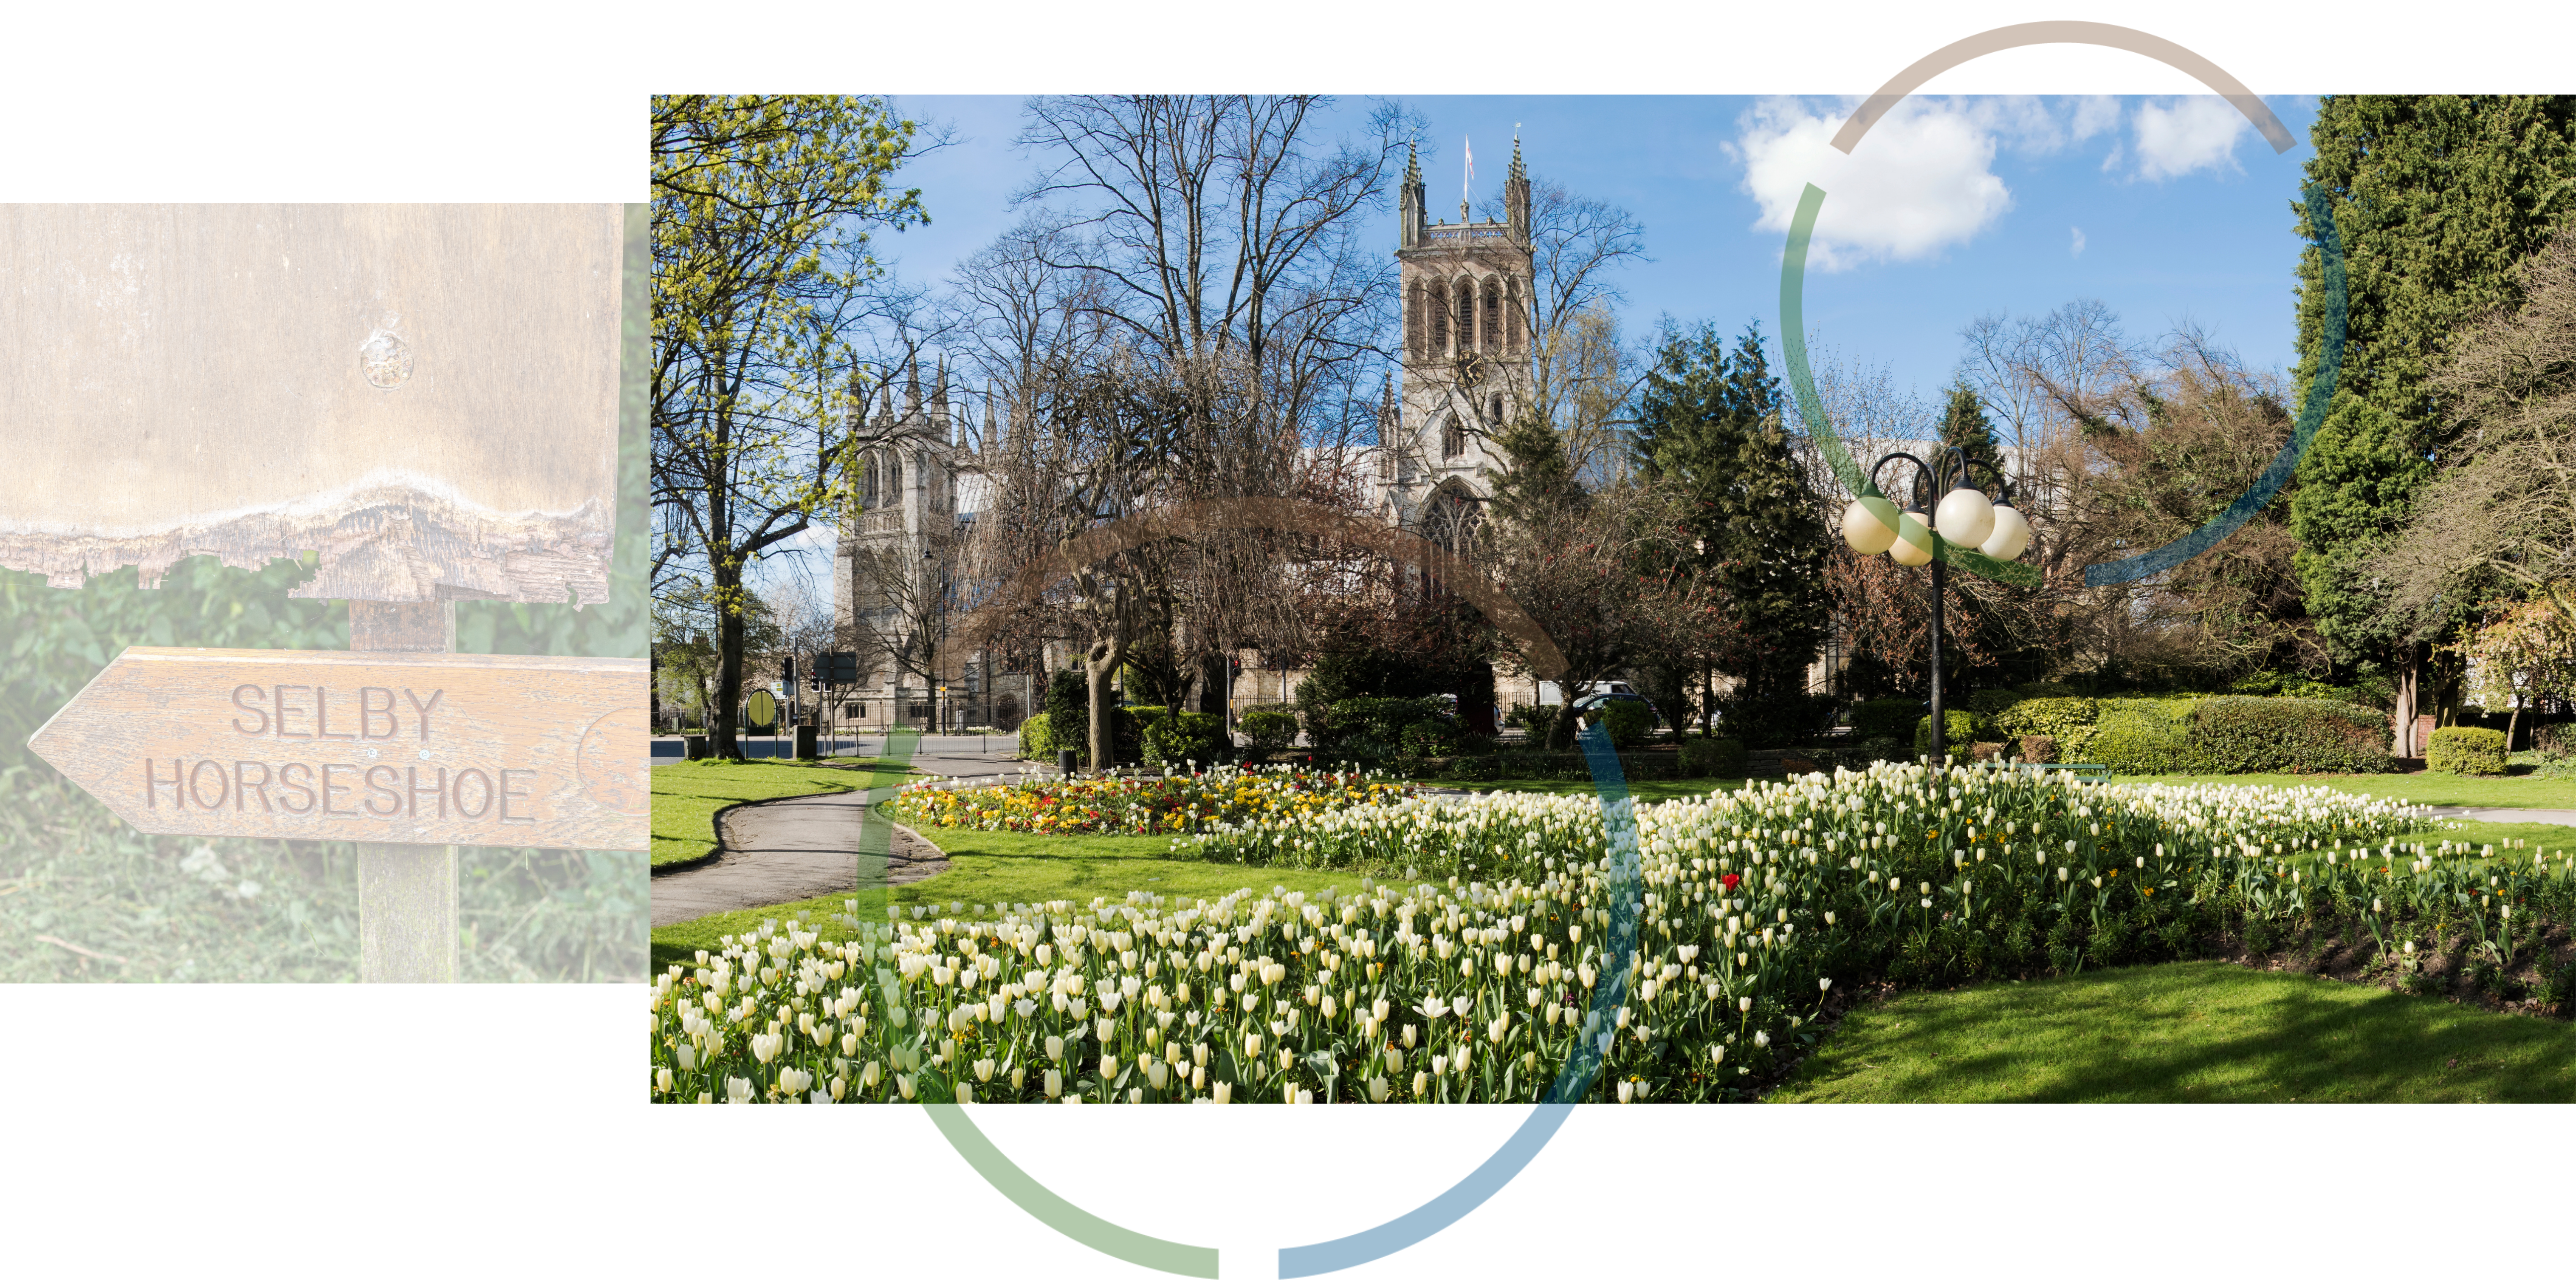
[
  {"left": 904, "top": 357, "right": 922, "bottom": 416},
  {"left": 1505, "top": 128, "right": 1532, "bottom": 243},
  {"left": 1399, "top": 140, "right": 1425, "bottom": 249}
]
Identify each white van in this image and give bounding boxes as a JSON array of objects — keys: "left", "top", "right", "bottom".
[{"left": 1534, "top": 680, "right": 1640, "bottom": 706}]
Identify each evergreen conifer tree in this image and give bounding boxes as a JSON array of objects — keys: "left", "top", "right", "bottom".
[{"left": 2289, "top": 96, "right": 2576, "bottom": 669}]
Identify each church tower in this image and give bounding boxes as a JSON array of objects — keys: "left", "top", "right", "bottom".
[{"left": 1386, "top": 135, "right": 1535, "bottom": 551}]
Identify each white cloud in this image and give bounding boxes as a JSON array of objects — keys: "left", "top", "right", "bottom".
[
  {"left": 2129, "top": 96, "right": 2248, "bottom": 181},
  {"left": 1731, "top": 96, "right": 2012, "bottom": 271},
  {"left": 2069, "top": 95, "right": 2123, "bottom": 145},
  {"left": 2071, "top": 226, "right": 2086, "bottom": 257}
]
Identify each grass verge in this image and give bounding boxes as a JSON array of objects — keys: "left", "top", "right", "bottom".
[
  {"left": 649, "top": 758, "right": 916, "bottom": 871},
  {"left": 1772, "top": 959, "right": 2576, "bottom": 1102},
  {"left": 2137, "top": 770, "right": 2576, "bottom": 810},
  {"left": 649, "top": 806, "right": 1368, "bottom": 969}
]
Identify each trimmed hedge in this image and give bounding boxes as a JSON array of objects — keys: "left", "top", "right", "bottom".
[
  {"left": 1681, "top": 736, "right": 1747, "bottom": 777},
  {"left": 1142, "top": 711, "right": 1229, "bottom": 766},
  {"left": 1721, "top": 693, "right": 1837, "bottom": 748},
  {"left": 1238, "top": 709, "right": 1299, "bottom": 757},
  {"left": 2189, "top": 696, "right": 2394, "bottom": 774},
  {"left": 2428, "top": 724, "right": 2508, "bottom": 776},
  {"left": 1597, "top": 700, "right": 1651, "bottom": 747},
  {"left": 1329, "top": 697, "right": 1449, "bottom": 753},
  {"left": 2089, "top": 699, "right": 2195, "bottom": 774},
  {"left": 1911, "top": 709, "right": 1979, "bottom": 760},
  {"left": 1989, "top": 697, "right": 2098, "bottom": 750},
  {"left": 1849, "top": 698, "right": 1919, "bottom": 742},
  {"left": 1017, "top": 712, "right": 1055, "bottom": 760}
]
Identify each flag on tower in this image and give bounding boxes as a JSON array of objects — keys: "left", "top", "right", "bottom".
[{"left": 1463, "top": 136, "right": 1475, "bottom": 210}]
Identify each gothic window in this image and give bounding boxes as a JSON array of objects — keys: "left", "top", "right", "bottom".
[
  {"left": 886, "top": 455, "right": 902, "bottom": 498},
  {"left": 1488, "top": 394, "right": 1505, "bottom": 428},
  {"left": 1423, "top": 486, "right": 1481, "bottom": 559},
  {"left": 1429, "top": 280, "right": 1449, "bottom": 354},
  {"left": 1440, "top": 413, "right": 1464, "bottom": 460},
  {"left": 1506, "top": 281, "right": 1523, "bottom": 353},
  {"left": 1408, "top": 281, "right": 1426, "bottom": 358},
  {"left": 1483, "top": 281, "right": 1501, "bottom": 353},
  {"left": 862, "top": 454, "right": 879, "bottom": 506}
]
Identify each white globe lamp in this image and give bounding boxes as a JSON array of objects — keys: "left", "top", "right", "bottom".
[
  {"left": 1933, "top": 487, "right": 1995, "bottom": 549},
  {"left": 1888, "top": 510, "right": 1936, "bottom": 566},
  {"left": 1840, "top": 493, "right": 1900, "bottom": 555},
  {"left": 1980, "top": 504, "right": 2032, "bottom": 561}
]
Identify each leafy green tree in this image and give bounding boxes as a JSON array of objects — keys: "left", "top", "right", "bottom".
[
  {"left": 651, "top": 94, "right": 927, "bottom": 759},
  {"left": 1634, "top": 322, "right": 1829, "bottom": 707},
  {"left": 2289, "top": 96, "right": 2576, "bottom": 696}
]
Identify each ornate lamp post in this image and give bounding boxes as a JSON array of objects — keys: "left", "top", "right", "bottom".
[{"left": 1838, "top": 446, "right": 2031, "bottom": 767}]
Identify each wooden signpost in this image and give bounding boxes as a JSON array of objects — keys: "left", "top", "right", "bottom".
[
  {"left": 27, "top": 647, "right": 648, "bottom": 849},
  {"left": 2, "top": 204, "right": 638, "bottom": 982}
]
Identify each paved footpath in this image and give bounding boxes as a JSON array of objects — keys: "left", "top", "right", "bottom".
[{"left": 649, "top": 739, "right": 1037, "bottom": 928}]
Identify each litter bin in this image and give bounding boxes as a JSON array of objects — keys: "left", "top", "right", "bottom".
[
  {"left": 1057, "top": 748, "right": 1077, "bottom": 781},
  {"left": 684, "top": 734, "right": 708, "bottom": 760},
  {"left": 793, "top": 724, "right": 817, "bottom": 760}
]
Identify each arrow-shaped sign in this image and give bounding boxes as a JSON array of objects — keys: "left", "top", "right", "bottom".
[{"left": 28, "top": 647, "right": 648, "bottom": 850}]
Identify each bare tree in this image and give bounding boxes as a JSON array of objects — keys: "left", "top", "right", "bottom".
[{"left": 2374, "top": 229, "right": 2576, "bottom": 629}]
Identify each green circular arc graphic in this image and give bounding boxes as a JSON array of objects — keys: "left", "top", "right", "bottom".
[{"left": 889, "top": 26, "right": 2345, "bottom": 1281}]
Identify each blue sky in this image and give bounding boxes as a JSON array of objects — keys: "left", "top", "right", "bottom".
[
  {"left": 878, "top": 93, "right": 2321, "bottom": 402},
  {"left": 755, "top": 92, "right": 2321, "bottom": 601}
]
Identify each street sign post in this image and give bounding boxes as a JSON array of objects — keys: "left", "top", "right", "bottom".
[{"left": 27, "top": 647, "right": 647, "bottom": 850}]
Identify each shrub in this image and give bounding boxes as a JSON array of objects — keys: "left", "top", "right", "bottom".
[
  {"left": 1142, "top": 711, "right": 1230, "bottom": 767},
  {"left": 2018, "top": 734, "right": 2058, "bottom": 765},
  {"left": 1329, "top": 697, "right": 1446, "bottom": 751},
  {"left": 2188, "top": 697, "right": 2394, "bottom": 774},
  {"left": 1680, "top": 736, "right": 1746, "bottom": 777},
  {"left": 1723, "top": 693, "right": 1837, "bottom": 747},
  {"left": 1400, "top": 720, "right": 1460, "bottom": 758},
  {"left": 1969, "top": 741, "right": 2006, "bottom": 762},
  {"left": 2090, "top": 699, "right": 2196, "bottom": 774},
  {"left": 1597, "top": 699, "right": 1651, "bottom": 747},
  {"left": 1017, "top": 713, "right": 1055, "bottom": 760},
  {"left": 1116, "top": 706, "right": 1161, "bottom": 766},
  {"left": 1989, "top": 696, "right": 2100, "bottom": 752},
  {"left": 2428, "top": 724, "right": 2509, "bottom": 776},
  {"left": 1912, "top": 709, "right": 1978, "bottom": 760},
  {"left": 1238, "top": 709, "right": 1300, "bottom": 757},
  {"left": 1849, "top": 698, "right": 1919, "bottom": 742},
  {"left": 1045, "top": 669, "right": 1088, "bottom": 758}
]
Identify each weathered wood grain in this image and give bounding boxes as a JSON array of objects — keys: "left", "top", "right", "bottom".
[
  {"left": 26, "top": 646, "right": 647, "bottom": 849},
  {"left": 0, "top": 204, "right": 622, "bottom": 604},
  {"left": 352, "top": 599, "right": 461, "bottom": 982}
]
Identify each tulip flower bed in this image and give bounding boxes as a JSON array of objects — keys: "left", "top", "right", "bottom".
[
  {"left": 883, "top": 764, "right": 1413, "bottom": 837},
  {"left": 649, "top": 762, "right": 2576, "bottom": 1104}
]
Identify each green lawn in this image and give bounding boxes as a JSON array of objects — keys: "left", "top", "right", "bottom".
[
  {"left": 649, "top": 808, "right": 1377, "bottom": 968},
  {"left": 1773, "top": 960, "right": 2576, "bottom": 1102},
  {"left": 649, "top": 758, "right": 917, "bottom": 871},
  {"left": 2136, "top": 770, "right": 2576, "bottom": 810}
]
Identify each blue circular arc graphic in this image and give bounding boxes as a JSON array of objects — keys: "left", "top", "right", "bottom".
[{"left": 900, "top": 27, "right": 2347, "bottom": 1280}]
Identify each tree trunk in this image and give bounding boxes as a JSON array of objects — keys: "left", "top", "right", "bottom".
[
  {"left": 2393, "top": 648, "right": 2419, "bottom": 758},
  {"left": 1085, "top": 637, "right": 1126, "bottom": 772},
  {"left": 714, "top": 563, "right": 745, "bottom": 761}
]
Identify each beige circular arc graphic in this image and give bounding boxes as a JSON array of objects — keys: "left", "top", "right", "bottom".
[
  {"left": 954, "top": 495, "right": 1569, "bottom": 682},
  {"left": 1830, "top": 21, "right": 2295, "bottom": 156}
]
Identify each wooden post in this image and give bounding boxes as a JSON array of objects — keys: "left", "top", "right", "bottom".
[{"left": 352, "top": 600, "right": 458, "bottom": 983}]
